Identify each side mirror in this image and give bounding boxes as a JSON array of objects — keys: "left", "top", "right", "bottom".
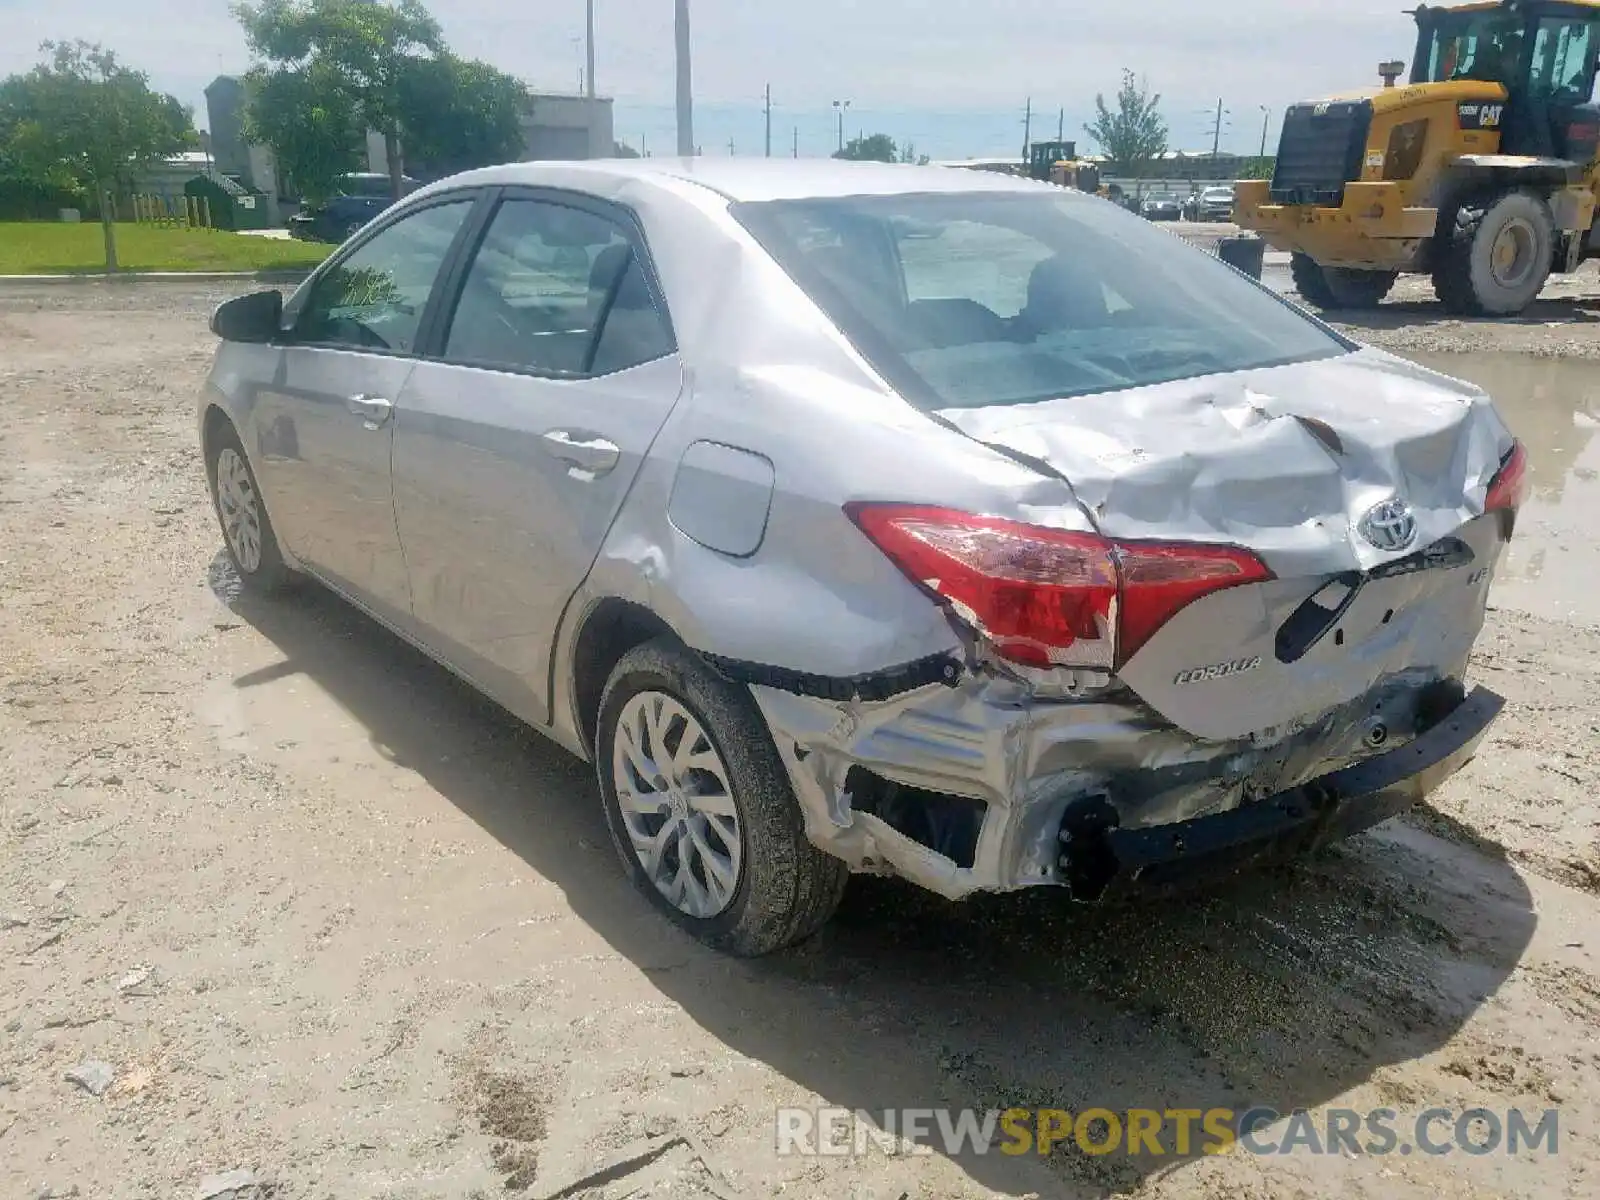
[{"left": 210, "top": 290, "right": 284, "bottom": 344}]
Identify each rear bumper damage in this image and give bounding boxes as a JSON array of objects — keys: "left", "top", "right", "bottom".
[
  {"left": 1066, "top": 684, "right": 1503, "bottom": 901},
  {"left": 750, "top": 667, "right": 1503, "bottom": 902}
]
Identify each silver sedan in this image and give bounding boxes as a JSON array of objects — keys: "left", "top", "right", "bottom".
[{"left": 199, "top": 159, "right": 1519, "bottom": 955}]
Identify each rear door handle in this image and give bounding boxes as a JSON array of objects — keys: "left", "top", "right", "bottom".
[
  {"left": 347, "top": 393, "right": 393, "bottom": 428},
  {"left": 541, "top": 429, "right": 620, "bottom": 476}
]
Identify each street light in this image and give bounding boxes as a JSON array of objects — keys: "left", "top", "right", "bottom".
[
  {"left": 585, "top": 0, "right": 596, "bottom": 100},
  {"left": 1258, "top": 104, "right": 1272, "bottom": 159},
  {"left": 833, "top": 99, "right": 851, "bottom": 152},
  {"left": 675, "top": 0, "right": 694, "bottom": 156}
]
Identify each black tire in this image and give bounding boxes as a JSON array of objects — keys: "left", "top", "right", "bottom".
[
  {"left": 205, "top": 422, "right": 296, "bottom": 595},
  {"left": 1432, "top": 189, "right": 1554, "bottom": 316},
  {"left": 595, "top": 638, "right": 848, "bottom": 957},
  {"left": 1290, "top": 252, "right": 1396, "bottom": 309}
]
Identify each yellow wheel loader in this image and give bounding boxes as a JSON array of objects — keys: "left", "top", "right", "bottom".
[
  {"left": 1234, "top": 0, "right": 1600, "bottom": 315},
  {"left": 1027, "top": 140, "right": 1110, "bottom": 196}
]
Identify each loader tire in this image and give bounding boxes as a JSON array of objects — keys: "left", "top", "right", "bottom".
[
  {"left": 1290, "top": 252, "right": 1396, "bottom": 310},
  {"left": 1432, "top": 189, "right": 1553, "bottom": 316}
]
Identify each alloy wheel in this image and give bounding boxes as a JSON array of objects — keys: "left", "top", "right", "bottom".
[
  {"left": 611, "top": 690, "right": 743, "bottom": 919},
  {"left": 215, "top": 447, "right": 263, "bottom": 573}
]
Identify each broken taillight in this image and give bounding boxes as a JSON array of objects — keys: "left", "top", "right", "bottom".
[
  {"left": 1484, "top": 440, "right": 1529, "bottom": 514},
  {"left": 846, "top": 504, "right": 1273, "bottom": 671}
]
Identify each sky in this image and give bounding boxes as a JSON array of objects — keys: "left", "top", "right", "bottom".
[{"left": 0, "top": 0, "right": 1418, "bottom": 160}]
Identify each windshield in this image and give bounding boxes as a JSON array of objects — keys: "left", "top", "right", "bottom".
[
  {"left": 731, "top": 190, "right": 1346, "bottom": 411},
  {"left": 1417, "top": 10, "right": 1526, "bottom": 83}
]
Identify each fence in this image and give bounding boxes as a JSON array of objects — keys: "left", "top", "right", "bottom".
[{"left": 130, "top": 194, "right": 214, "bottom": 230}]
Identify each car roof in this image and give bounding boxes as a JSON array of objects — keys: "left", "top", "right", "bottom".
[{"left": 437, "top": 156, "right": 1054, "bottom": 204}]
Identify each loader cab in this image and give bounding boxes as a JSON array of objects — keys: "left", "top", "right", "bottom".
[
  {"left": 1411, "top": 1, "right": 1600, "bottom": 161},
  {"left": 1028, "top": 140, "right": 1075, "bottom": 182}
]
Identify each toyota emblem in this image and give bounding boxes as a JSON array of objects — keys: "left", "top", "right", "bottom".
[{"left": 1358, "top": 498, "right": 1417, "bottom": 552}]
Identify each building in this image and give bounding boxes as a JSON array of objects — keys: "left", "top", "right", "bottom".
[
  {"left": 206, "top": 74, "right": 617, "bottom": 216},
  {"left": 517, "top": 93, "right": 615, "bottom": 161},
  {"left": 204, "top": 76, "right": 250, "bottom": 180}
]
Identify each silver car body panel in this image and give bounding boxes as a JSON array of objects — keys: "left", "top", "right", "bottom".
[{"left": 200, "top": 159, "right": 1515, "bottom": 900}]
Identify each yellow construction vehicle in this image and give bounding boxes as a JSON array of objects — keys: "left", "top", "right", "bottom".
[
  {"left": 1234, "top": 0, "right": 1600, "bottom": 314},
  {"left": 1027, "top": 140, "right": 1110, "bottom": 196}
]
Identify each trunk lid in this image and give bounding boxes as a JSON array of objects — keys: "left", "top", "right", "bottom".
[{"left": 935, "top": 348, "right": 1513, "bottom": 740}]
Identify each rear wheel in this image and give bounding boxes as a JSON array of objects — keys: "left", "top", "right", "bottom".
[
  {"left": 596, "top": 639, "right": 848, "bottom": 957},
  {"left": 1290, "top": 252, "right": 1397, "bottom": 309},
  {"left": 1432, "top": 189, "right": 1554, "bottom": 316}
]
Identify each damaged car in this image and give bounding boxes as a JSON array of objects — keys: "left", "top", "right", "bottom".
[{"left": 198, "top": 159, "right": 1522, "bottom": 956}]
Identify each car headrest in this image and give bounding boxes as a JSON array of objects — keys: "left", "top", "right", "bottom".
[{"left": 588, "top": 243, "right": 633, "bottom": 298}]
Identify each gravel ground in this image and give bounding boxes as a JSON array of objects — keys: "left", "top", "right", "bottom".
[{"left": 1, "top": 280, "right": 1598, "bottom": 1200}]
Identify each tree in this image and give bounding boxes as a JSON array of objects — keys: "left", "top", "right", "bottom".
[
  {"left": 1084, "top": 70, "right": 1168, "bottom": 177},
  {"left": 393, "top": 53, "right": 527, "bottom": 178},
  {"left": 234, "top": 0, "right": 444, "bottom": 201},
  {"left": 834, "top": 133, "right": 898, "bottom": 163},
  {"left": 0, "top": 41, "right": 193, "bottom": 270},
  {"left": 241, "top": 62, "right": 363, "bottom": 203}
]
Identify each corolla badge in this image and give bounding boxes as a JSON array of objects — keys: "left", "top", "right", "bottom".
[{"left": 1358, "top": 497, "right": 1417, "bottom": 552}]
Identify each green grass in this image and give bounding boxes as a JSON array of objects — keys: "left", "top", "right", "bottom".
[{"left": 0, "top": 221, "right": 333, "bottom": 274}]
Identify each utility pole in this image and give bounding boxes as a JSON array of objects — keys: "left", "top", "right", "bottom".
[
  {"left": 1057, "top": 106, "right": 1065, "bottom": 143},
  {"left": 1258, "top": 104, "right": 1271, "bottom": 160},
  {"left": 833, "top": 99, "right": 851, "bottom": 152},
  {"left": 728, "top": 136, "right": 736, "bottom": 156},
  {"left": 585, "top": 0, "right": 596, "bottom": 100},
  {"left": 675, "top": 0, "right": 694, "bottom": 156},
  {"left": 792, "top": 125, "right": 799, "bottom": 158},
  {"left": 1021, "top": 96, "right": 1032, "bottom": 158},
  {"left": 1211, "top": 97, "right": 1224, "bottom": 158},
  {"left": 764, "top": 84, "right": 772, "bottom": 157}
]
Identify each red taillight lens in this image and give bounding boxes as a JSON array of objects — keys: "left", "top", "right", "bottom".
[
  {"left": 1484, "top": 440, "right": 1529, "bottom": 514},
  {"left": 846, "top": 504, "right": 1118, "bottom": 669},
  {"left": 1116, "top": 540, "right": 1274, "bottom": 662},
  {"left": 847, "top": 504, "right": 1272, "bottom": 671}
]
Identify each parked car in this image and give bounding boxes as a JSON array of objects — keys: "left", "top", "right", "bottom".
[
  {"left": 1140, "top": 194, "right": 1184, "bottom": 221},
  {"left": 1185, "top": 185, "right": 1237, "bottom": 222},
  {"left": 287, "top": 172, "right": 421, "bottom": 243},
  {"left": 200, "top": 159, "right": 1518, "bottom": 956}
]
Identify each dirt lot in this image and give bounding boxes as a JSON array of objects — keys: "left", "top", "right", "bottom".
[{"left": 1, "top": 279, "right": 1598, "bottom": 1200}]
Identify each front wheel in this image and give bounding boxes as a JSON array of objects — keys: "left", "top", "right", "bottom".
[
  {"left": 207, "top": 424, "right": 295, "bottom": 595},
  {"left": 1290, "top": 252, "right": 1397, "bottom": 309},
  {"left": 1432, "top": 189, "right": 1554, "bottom": 316},
  {"left": 595, "top": 639, "right": 848, "bottom": 957}
]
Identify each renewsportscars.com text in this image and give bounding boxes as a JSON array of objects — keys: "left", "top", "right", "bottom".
[{"left": 775, "top": 1106, "right": 1560, "bottom": 1158}]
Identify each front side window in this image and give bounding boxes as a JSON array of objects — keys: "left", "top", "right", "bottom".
[
  {"left": 1528, "top": 18, "right": 1597, "bottom": 97},
  {"left": 443, "top": 197, "right": 674, "bottom": 376},
  {"left": 733, "top": 190, "right": 1346, "bottom": 411},
  {"left": 1418, "top": 12, "right": 1525, "bottom": 84},
  {"left": 295, "top": 199, "right": 473, "bottom": 352}
]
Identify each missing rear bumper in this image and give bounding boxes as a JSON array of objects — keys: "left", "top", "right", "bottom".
[{"left": 1059, "top": 685, "right": 1504, "bottom": 901}]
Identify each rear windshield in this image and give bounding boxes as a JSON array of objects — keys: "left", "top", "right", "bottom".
[{"left": 731, "top": 190, "right": 1347, "bottom": 410}]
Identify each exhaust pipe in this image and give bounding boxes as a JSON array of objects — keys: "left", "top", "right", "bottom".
[{"left": 1379, "top": 60, "right": 1406, "bottom": 87}]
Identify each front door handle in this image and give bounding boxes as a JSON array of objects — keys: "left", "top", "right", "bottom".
[
  {"left": 541, "top": 429, "right": 620, "bottom": 476},
  {"left": 347, "top": 393, "right": 393, "bottom": 428}
]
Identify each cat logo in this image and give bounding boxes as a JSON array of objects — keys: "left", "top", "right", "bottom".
[
  {"left": 1482, "top": 103, "right": 1504, "bottom": 126},
  {"left": 1314, "top": 101, "right": 1332, "bottom": 116},
  {"left": 1458, "top": 102, "right": 1505, "bottom": 129}
]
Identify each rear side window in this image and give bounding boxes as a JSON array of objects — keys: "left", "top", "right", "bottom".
[
  {"left": 443, "top": 197, "right": 674, "bottom": 377},
  {"left": 733, "top": 190, "right": 1346, "bottom": 410},
  {"left": 295, "top": 199, "right": 473, "bottom": 353}
]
